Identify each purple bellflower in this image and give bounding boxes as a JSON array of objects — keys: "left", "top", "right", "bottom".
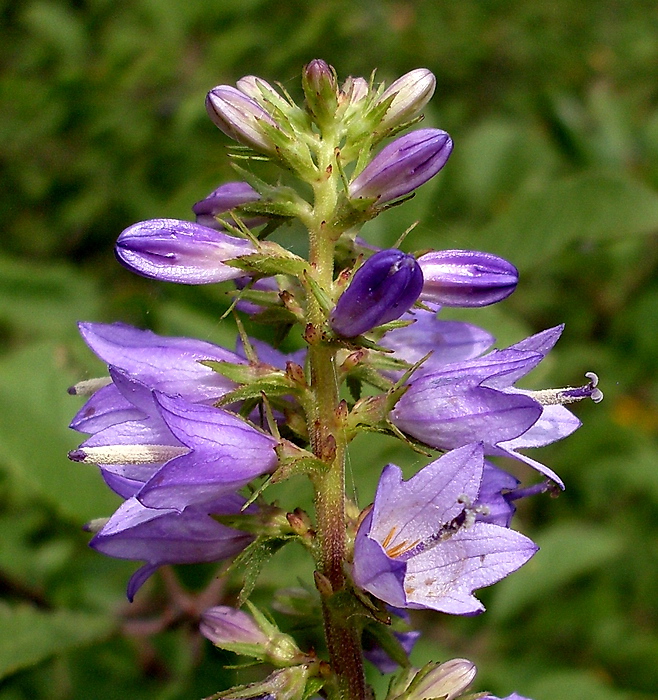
[
  {"left": 330, "top": 249, "right": 424, "bottom": 337},
  {"left": 482, "top": 694, "right": 534, "bottom": 700},
  {"left": 115, "top": 218, "right": 255, "bottom": 285},
  {"left": 390, "top": 325, "right": 603, "bottom": 487},
  {"left": 192, "top": 181, "right": 262, "bottom": 230},
  {"left": 352, "top": 444, "right": 538, "bottom": 615},
  {"left": 71, "top": 369, "right": 279, "bottom": 510},
  {"left": 88, "top": 492, "right": 254, "bottom": 601},
  {"left": 348, "top": 128, "right": 453, "bottom": 204},
  {"left": 417, "top": 250, "right": 519, "bottom": 307}
]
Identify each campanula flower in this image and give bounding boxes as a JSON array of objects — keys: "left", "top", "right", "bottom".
[
  {"left": 390, "top": 326, "right": 602, "bottom": 487},
  {"left": 352, "top": 444, "right": 537, "bottom": 615},
  {"left": 330, "top": 249, "right": 423, "bottom": 337}
]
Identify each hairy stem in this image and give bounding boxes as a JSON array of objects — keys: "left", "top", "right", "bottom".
[{"left": 305, "top": 135, "right": 367, "bottom": 700}]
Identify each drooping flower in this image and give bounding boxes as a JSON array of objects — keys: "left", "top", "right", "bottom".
[
  {"left": 417, "top": 250, "right": 518, "bottom": 307},
  {"left": 115, "top": 218, "right": 255, "bottom": 284},
  {"left": 330, "top": 249, "right": 424, "bottom": 337},
  {"left": 348, "top": 128, "right": 453, "bottom": 204},
  {"left": 88, "top": 492, "right": 254, "bottom": 601},
  {"left": 352, "top": 444, "right": 538, "bottom": 615},
  {"left": 390, "top": 325, "right": 603, "bottom": 487}
]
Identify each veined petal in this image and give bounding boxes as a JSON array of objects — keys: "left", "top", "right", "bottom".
[{"left": 137, "top": 393, "right": 278, "bottom": 511}]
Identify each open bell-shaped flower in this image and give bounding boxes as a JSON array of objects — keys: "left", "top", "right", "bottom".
[
  {"left": 352, "top": 444, "right": 538, "bottom": 615},
  {"left": 330, "top": 249, "right": 424, "bottom": 337}
]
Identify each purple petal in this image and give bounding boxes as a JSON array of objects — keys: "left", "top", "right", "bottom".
[
  {"left": 402, "top": 522, "right": 537, "bottom": 614},
  {"left": 137, "top": 393, "right": 278, "bottom": 510},
  {"left": 381, "top": 309, "right": 495, "bottom": 370},
  {"left": 78, "top": 322, "right": 241, "bottom": 402}
]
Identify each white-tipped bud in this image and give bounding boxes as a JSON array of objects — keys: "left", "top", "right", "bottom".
[{"left": 376, "top": 68, "right": 436, "bottom": 132}]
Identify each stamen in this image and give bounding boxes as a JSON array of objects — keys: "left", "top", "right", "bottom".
[
  {"left": 381, "top": 526, "right": 398, "bottom": 550},
  {"left": 67, "top": 376, "right": 113, "bottom": 396},
  {"left": 528, "top": 372, "right": 603, "bottom": 406},
  {"left": 68, "top": 444, "right": 188, "bottom": 465},
  {"left": 386, "top": 538, "right": 421, "bottom": 559}
]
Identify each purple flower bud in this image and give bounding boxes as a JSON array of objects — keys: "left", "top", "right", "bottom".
[
  {"left": 192, "top": 181, "right": 261, "bottom": 229},
  {"left": 376, "top": 68, "right": 436, "bottom": 132},
  {"left": 417, "top": 249, "right": 519, "bottom": 307},
  {"left": 330, "top": 249, "right": 424, "bottom": 337},
  {"left": 115, "top": 218, "right": 255, "bottom": 284},
  {"left": 200, "top": 605, "right": 269, "bottom": 647},
  {"left": 348, "top": 129, "right": 453, "bottom": 204},
  {"left": 206, "top": 85, "right": 281, "bottom": 153}
]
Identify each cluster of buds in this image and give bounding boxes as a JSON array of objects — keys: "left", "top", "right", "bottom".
[{"left": 68, "top": 60, "right": 601, "bottom": 700}]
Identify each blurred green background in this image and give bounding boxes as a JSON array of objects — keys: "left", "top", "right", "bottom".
[{"left": 2, "top": 1, "right": 658, "bottom": 698}]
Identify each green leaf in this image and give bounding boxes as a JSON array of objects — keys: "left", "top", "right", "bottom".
[
  {"left": 490, "top": 521, "right": 624, "bottom": 621},
  {"left": 466, "top": 171, "right": 658, "bottom": 271},
  {"left": 229, "top": 537, "right": 290, "bottom": 606},
  {"left": 0, "top": 604, "right": 115, "bottom": 680}
]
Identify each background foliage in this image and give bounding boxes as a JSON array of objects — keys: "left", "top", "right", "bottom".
[{"left": 2, "top": 1, "right": 658, "bottom": 698}]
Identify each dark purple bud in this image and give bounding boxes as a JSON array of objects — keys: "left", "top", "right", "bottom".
[
  {"left": 330, "top": 249, "right": 424, "bottom": 337},
  {"left": 205, "top": 85, "right": 280, "bottom": 153},
  {"left": 348, "top": 128, "right": 453, "bottom": 204},
  {"left": 116, "top": 218, "right": 255, "bottom": 284},
  {"left": 192, "top": 181, "right": 261, "bottom": 228},
  {"left": 417, "top": 249, "right": 519, "bottom": 307}
]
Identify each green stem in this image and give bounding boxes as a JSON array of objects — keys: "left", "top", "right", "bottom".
[{"left": 305, "top": 136, "right": 367, "bottom": 700}]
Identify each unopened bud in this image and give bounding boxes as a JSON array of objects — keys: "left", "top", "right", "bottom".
[
  {"left": 417, "top": 249, "right": 519, "bottom": 307},
  {"left": 376, "top": 68, "right": 436, "bottom": 133},
  {"left": 115, "top": 219, "right": 255, "bottom": 284},
  {"left": 192, "top": 181, "right": 262, "bottom": 229},
  {"left": 303, "top": 59, "right": 339, "bottom": 125},
  {"left": 348, "top": 129, "right": 453, "bottom": 204},
  {"left": 399, "top": 658, "right": 477, "bottom": 700},
  {"left": 206, "top": 85, "right": 281, "bottom": 154},
  {"left": 330, "top": 249, "right": 423, "bottom": 337}
]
